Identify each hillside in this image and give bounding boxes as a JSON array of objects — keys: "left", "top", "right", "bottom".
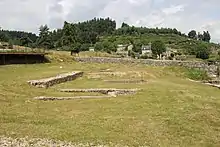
[
  {"left": 100, "top": 34, "right": 220, "bottom": 54},
  {"left": 0, "top": 17, "right": 220, "bottom": 61}
]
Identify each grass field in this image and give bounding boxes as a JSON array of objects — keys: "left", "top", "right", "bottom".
[{"left": 0, "top": 53, "right": 220, "bottom": 146}]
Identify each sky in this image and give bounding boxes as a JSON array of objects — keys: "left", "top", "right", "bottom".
[{"left": 0, "top": 0, "right": 219, "bottom": 43}]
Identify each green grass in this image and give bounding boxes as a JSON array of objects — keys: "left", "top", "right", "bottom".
[{"left": 0, "top": 56, "right": 220, "bottom": 146}]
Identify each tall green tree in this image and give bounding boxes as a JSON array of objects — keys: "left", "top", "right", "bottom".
[
  {"left": 188, "top": 30, "right": 197, "bottom": 39},
  {"left": 37, "top": 25, "right": 51, "bottom": 48},
  {"left": 61, "top": 21, "right": 77, "bottom": 46},
  {"left": 202, "top": 31, "right": 211, "bottom": 42},
  {"left": 151, "top": 40, "right": 166, "bottom": 57},
  {"left": 197, "top": 32, "right": 204, "bottom": 41},
  {"left": 121, "top": 22, "right": 129, "bottom": 28},
  {"left": 132, "top": 40, "right": 142, "bottom": 54}
]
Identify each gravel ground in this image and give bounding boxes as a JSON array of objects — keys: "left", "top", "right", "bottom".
[{"left": 0, "top": 136, "right": 118, "bottom": 147}]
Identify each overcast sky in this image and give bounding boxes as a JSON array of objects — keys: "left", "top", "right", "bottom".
[{"left": 0, "top": 0, "right": 219, "bottom": 42}]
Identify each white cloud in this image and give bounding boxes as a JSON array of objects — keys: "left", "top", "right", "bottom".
[
  {"left": 0, "top": 0, "right": 219, "bottom": 43},
  {"left": 162, "top": 5, "right": 185, "bottom": 15}
]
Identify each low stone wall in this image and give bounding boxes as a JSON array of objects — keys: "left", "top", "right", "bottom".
[
  {"left": 104, "top": 79, "right": 147, "bottom": 84},
  {"left": 74, "top": 57, "right": 217, "bottom": 75},
  {"left": 60, "top": 88, "right": 141, "bottom": 95},
  {"left": 28, "top": 71, "right": 83, "bottom": 88},
  {"left": 34, "top": 95, "right": 113, "bottom": 101}
]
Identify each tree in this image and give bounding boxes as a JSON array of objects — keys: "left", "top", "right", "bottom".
[
  {"left": 20, "top": 35, "right": 33, "bottom": 47},
  {"left": 188, "top": 30, "right": 197, "bottom": 39},
  {"left": 151, "top": 40, "right": 166, "bottom": 57},
  {"left": 80, "top": 43, "right": 90, "bottom": 51},
  {"left": 132, "top": 40, "right": 142, "bottom": 54},
  {"left": 202, "top": 31, "right": 211, "bottom": 42},
  {"left": 72, "top": 42, "right": 81, "bottom": 52},
  {"left": 37, "top": 25, "right": 51, "bottom": 48},
  {"left": 121, "top": 22, "right": 129, "bottom": 28},
  {"left": 195, "top": 44, "right": 210, "bottom": 59},
  {"left": 94, "top": 42, "right": 104, "bottom": 51},
  {"left": 61, "top": 22, "right": 77, "bottom": 46},
  {"left": 197, "top": 32, "right": 203, "bottom": 41},
  {"left": 0, "top": 32, "right": 9, "bottom": 42}
]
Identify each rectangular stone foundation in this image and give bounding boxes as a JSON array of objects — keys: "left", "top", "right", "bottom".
[{"left": 28, "top": 71, "right": 83, "bottom": 88}]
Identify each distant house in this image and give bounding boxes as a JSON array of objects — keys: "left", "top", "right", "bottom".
[
  {"left": 117, "top": 44, "right": 127, "bottom": 52},
  {"left": 116, "top": 44, "right": 133, "bottom": 57},
  {"left": 141, "top": 43, "right": 152, "bottom": 55},
  {"left": 89, "top": 47, "right": 95, "bottom": 52}
]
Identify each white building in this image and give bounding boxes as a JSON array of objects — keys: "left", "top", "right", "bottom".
[{"left": 141, "top": 43, "right": 152, "bottom": 55}]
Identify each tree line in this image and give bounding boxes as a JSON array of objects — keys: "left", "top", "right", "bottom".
[
  {"left": 0, "top": 17, "right": 212, "bottom": 56},
  {"left": 188, "top": 30, "right": 211, "bottom": 42}
]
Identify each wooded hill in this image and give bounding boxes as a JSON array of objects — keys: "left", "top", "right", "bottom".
[{"left": 0, "top": 17, "right": 219, "bottom": 57}]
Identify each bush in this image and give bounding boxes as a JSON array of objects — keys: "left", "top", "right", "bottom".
[
  {"left": 132, "top": 41, "right": 142, "bottom": 54},
  {"left": 94, "top": 42, "right": 104, "bottom": 51},
  {"left": 195, "top": 44, "right": 210, "bottom": 60},
  {"left": 186, "top": 68, "right": 210, "bottom": 81},
  {"left": 140, "top": 54, "right": 149, "bottom": 59},
  {"left": 94, "top": 41, "right": 117, "bottom": 53}
]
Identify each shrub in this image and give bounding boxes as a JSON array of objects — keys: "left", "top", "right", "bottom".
[
  {"left": 94, "top": 42, "right": 104, "bottom": 51},
  {"left": 186, "top": 68, "right": 210, "bottom": 81},
  {"left": 140, "top": 54, "right": 148, "bottom": 59},
  {"left": 195, "top": 44, "right": 210, "bottom": 60},
  {"left": 94, "top": 41, "right": 116, "bottom": 53}
]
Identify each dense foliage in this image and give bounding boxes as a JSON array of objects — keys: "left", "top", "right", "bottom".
[
  {"left": 0, "top": 17, "right": 219, "bottom": 60},
  {"left": 188, "top": 30, "right": 211, "bottom": 42},
  {"left": 195, "top": 44, "right": 210, "bottom": 59},
  {"left": 151, "top": 40, "right": 166, "bottom": 57},
  {"left": 0, "top": 30, "right": 37, "bottom": 46}
]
